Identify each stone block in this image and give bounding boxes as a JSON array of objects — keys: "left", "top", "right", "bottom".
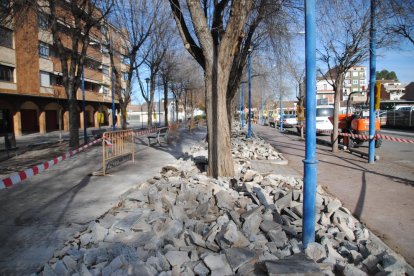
[
  {"left": 260, "top": 220, "right": 282, "bottom": 234},
  {"left": 53, "top": 260, "right": 69, "bottom": 276},
  {"left": 305, "top": 242, "right": 327, "bottom": 262},
  {"left": 202, "top": 254, "right": 233, "bottom": 276},
  {"left": 165, "top": 251, "right": 190, "bottom": 267},
  {"left": 188, "top": 230, "right": 206, "bottom": 248},
  {"left": 275, "top": 192, "right": 292, "bottom": 210},
  {"left": 265, "top": 257, "right": 321, "bottom": 275},
  {"left": 224, "top": 247, "right": 256, "bottom": 271},
  {"left": 62, "top": 255, "right": 77, "bottom": 272},
  {"left": 215, "top": 191, "right": 235, "bottom": 211},
  {"left": 194, "top": 262, "right": 210, "bottom": 276}
]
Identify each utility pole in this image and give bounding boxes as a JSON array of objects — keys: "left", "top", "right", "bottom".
[
  {"left": 81, "top": 65, "right": 87, "bottom": 143},
  {"left": 247, "top": 48, "right": 252, "bottom": 139},
  {"left": 302, "top": 0, "right": 318, "bottom": 249},
  {"left": 368, "top": 0, "right": 377, "bottom": 163}
]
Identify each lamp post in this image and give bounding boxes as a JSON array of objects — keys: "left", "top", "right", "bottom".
[
  {"left": 111, "top": 64, "right": 116, "bottom": 131},
  {"left": 261, "top": 90, "right": 264, "bottom": 125},
  {"left": 368, "top": 0, "right": 377, "bottom": 164},
  {"left": 158, "top": 89, "right": 161, "bottom": 127},
  {"left": 247, "top": 48, "right": 252, "bottom": 139},
  {"left": 145, "top": 78, "right": 150, "bottom": 128},
  {"left": 279, "top": 94, "right": 283, "bottom": 132},
  {"left": 302, "top": 0, "right": 318, "bottom": 249},
  {"left": 140, "top": 101, "right": 144, "bottom": 129},
  {"left": 81, "top": 64, "right": 87, "bottom": 144},
  {"left": 240, "top": 82, "right": 245, "bottom": 128}
]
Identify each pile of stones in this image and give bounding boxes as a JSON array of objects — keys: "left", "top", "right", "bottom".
[{"left": 38, "top": 132, "right": 413, "bottom": 276}]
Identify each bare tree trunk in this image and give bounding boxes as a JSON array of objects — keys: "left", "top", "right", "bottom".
[
  {"left": 120, "top": 105, "right": 128, "bottom": 129},
  {"left": 67, "top": 83, "right": 79, "bottom": 147},
  {"left": 206, "top": 51, "right": 234, "bottom": 177},
  {"left": 332, "top": 78, "right": 343, "bottom": 152},
  {"left": 163, "top": 80, "right": 169, "bottom": 126}
]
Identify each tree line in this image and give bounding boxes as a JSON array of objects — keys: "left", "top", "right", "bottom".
[{"left": 1, "top": 0, "right": 412, "bottom": 177}]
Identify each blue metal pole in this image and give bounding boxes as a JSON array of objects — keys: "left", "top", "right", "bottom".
[
  {"left": 158, "top": 90, "right": 161, "bottom": 127},
  {"left": 240, "top": 85, "right": 243, "bottom": 126},
  {"left": 111, "top": 67, "right": 116, "bottom": 131},
  {"left": 368, "top": 0, "right": 376, "bottom": 163},
  {"left": 247, "top": 49, "right": 252, "bottom": 138},
  {"left": 261, "top": 91, "right": 264, "bottom": 125},
  {"left": 279, "top": 95, "right": 283, "bottom": 132},
  {"left": 241, "top": 82, "right": 245, "bottom": 128},
  {"left": 82, "top": 65, "right": 87, "bottom": 144},
  {"left": 302, "top": 0, "right": 318, "bottom": 249}
]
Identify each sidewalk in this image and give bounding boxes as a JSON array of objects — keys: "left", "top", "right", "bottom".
[
  {"left": 0, "top": 126, "right": 204, "bottom": 275},
  {"left": 254, "top": 124, "right": 414, "bottom": 266}
]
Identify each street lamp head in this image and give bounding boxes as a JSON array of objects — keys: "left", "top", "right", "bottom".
[
  {"left": 248, "top": 48, "right": 252, "bottom": 53},
  {"left": 145, "top": 78, "right": 150, "bottom": 84}
]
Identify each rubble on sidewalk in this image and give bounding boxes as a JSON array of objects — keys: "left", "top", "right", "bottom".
[{"left": 37, "top": 129, "right": 413, "bottom": 276}]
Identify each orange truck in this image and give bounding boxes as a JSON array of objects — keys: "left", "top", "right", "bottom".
[{"left": 336, "top": 110, "right": 382, "bottom": 148}]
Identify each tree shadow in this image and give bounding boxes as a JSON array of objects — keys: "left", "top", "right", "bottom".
[
  {"left": 354, "top": 171, "right": 366, "bottom": 220},
  {"left": 13, "top": 174, "right": 92, "bottom": 227}
]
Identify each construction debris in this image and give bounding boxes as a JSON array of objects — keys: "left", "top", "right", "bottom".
[{"left": 37, "top": 129, "right": 413, "bottom": 275}]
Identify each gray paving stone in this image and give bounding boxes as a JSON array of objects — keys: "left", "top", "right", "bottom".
[
  {"left": 224, "top": 247, "right": 256, "bottom": 271},
  {"left": 165, "top": 251, "right": 190, "bottom": 267},
  {"left": 305, "top": 242, "right": 327, "bottom": 262}
]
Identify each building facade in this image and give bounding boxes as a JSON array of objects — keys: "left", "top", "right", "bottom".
[
  {"left": 0, "top": 2, "right": 129, "bottom": 137},
  {"left": 316, "top": 66, "right": 367, "bottom": 105},
  {"left": 378, "top": 80, "right": 406, "bottom": 101}
]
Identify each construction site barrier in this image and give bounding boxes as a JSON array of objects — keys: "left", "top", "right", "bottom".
[
  {"left": 313, "top": 128, "right": 414, "bottom": 143},
  {"left": 102, "top": 130, "right": 135, "bottom": 176},
  {"left": 1, "top": 138, "right": 102, "bottom": 190}
]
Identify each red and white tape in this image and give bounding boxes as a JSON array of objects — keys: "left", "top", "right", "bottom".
[
  {"left": 1, "top": 138, "right": 102, "bottom": 190},
  {"left": 315, "top": 129, "right": 414, "bottom": 143}
]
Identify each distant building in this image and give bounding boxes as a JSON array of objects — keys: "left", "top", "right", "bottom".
[
  {"left": 315, "top": 66, "right": 367, "bottom": 105},
  {"left": 378, "top": 80, "right": 406, "bottom": 101},
  {"left": 0, "top": 2, "right": 129, "bottom": 137},
  {"left": 401, "top": 82, "right": 414, "bottom": 101}
]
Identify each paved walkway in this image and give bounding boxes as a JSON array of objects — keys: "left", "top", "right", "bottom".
[
  {"left": 0, "top": 127, "right": 204, "bottom": 275},
  {"left": 254, "top": 124, "right": 414, "bottom": 266}
]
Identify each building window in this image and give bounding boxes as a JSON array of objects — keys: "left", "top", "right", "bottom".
[
  {"left": 40, "top": 71, "right": 50, "bottom": 87},
  {"left": 123, "top": 72, "right": 128, "bottom": 81},
  {"left": 352, "top": 72, "right": 358, "bottom": 77},
  {"left": 39, "top": 42, "right": 49, "bottom": 58},
  {"left": 360, "top": 80, "right": 365, "bottom": 85},
  {"left": 38, "top": 13, "right": 49, "bottom": 30},
  {"left": 0, "top": 65, "right": 13, "bottom": 82},
  {"left": 353, "top": 80, "right": 358, "bottom": 85},
  {"left": 0, "top": 27, "right": 13, "bottom": 48},
  {"left": 102, "top": 65, "right": 109, "bottom": 76},
  {"left": 51, "top": 74, "right": 63, "bottom": 86}
]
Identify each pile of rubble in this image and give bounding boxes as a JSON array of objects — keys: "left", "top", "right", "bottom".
[
  {"left": 231, "top": 130, "right": 284, "bottom": 162},
  {"left": 38, "top": 132, "right": 413, "bottom": 276}
]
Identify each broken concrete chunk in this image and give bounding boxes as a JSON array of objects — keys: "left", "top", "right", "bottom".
[
  {"left": 165, "top": 251, "right": 190, "bottom": 267},
  {"left": 202, "top": 254, "right": 233, "bottom": 276},
  {"left": 224, "top": 247, "right": 255, "bottom": 271},
  {"left": 305, "top": 242, "right": 327, "bottom": 262}
]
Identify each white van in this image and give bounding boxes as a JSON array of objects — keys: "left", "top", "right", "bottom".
[{"left": 316, "top": 105, "right": 334, "bottom": 131}]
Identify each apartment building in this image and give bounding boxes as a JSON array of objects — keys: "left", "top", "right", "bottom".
[
  {"left": 316, "top": 66, "right": 367, "bottom": 105},
  {"left": 0, "top": 2, "right": 129, "bottom": 137}
]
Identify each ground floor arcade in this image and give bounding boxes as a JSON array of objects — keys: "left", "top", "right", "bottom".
[{"left": 0, "top": 94, "right": 119, "bottom": 137}]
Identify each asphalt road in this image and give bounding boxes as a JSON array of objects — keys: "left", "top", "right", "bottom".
[
  {"left": 254, "top": 124, "right": 414, "bottom": 266},
  {"left": 314, "top": 128, "right": 414, "bottom": 169}
]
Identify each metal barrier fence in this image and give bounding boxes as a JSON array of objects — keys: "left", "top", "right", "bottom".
[{"left": 102, "top": 130, "right": 135, "bottom": 175}]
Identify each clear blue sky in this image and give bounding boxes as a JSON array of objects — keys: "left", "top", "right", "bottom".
[{"left": 373, "top": 41, "right": 414, "bottom": 84}]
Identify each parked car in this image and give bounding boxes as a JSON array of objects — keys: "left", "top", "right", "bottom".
[
  {"left": 277, "top": 114, "right": 297, "bottom": 128},
  {"left": 316, "top": 105, "right": 334, "bottom": 131}
]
